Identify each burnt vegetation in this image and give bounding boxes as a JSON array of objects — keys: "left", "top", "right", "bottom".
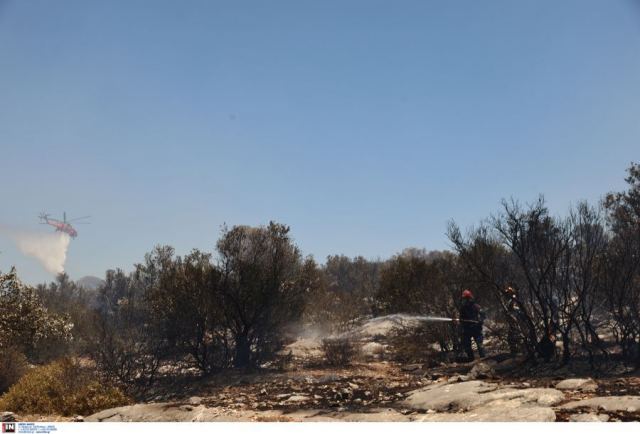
[{"left": 2, "top": 163, "right": 640, "bottom": 414}]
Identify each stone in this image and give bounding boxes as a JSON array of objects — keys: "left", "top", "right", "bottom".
[
  {"left": 361, "top": 342, "right": 386, "bottom": 357},
  {"left": 468, "top": 362, "right": 495, "bottom": 380},
  {"left": 187, "top": 396, "right": 203, "bottom": 405},
  {"left": 569, "top": 413, "right": 610, "bottom": 422},
  {"left": 1, "top": 412, "right": 16, "bottom": 422},
  {"left": 72, "top": 415, "right": 84, "bottom": 422},
  {"left": 317, "top": 374, "right": 340, "bottom": 383},
  {"left": 401, "top": 364, "right": 422, "bottom": 372},
  {"left": 446, "top": 375, "right": 467, "bottom": 384},
  {"left": 339, "top": 388, "right": 352, "bottom": 398},
  {"left": 286, "top": 395, "right": 310, "bottom": 403},
  {"left": 560, "top": 396, "right": 640, "bottom": 413},
  {"left": 555, "top": 378, "right": 598, "bottom": 393}
]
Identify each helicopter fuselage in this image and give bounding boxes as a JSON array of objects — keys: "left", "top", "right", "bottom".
[{"left": 42, "top": 218, "right": 78, "bottom": 238}]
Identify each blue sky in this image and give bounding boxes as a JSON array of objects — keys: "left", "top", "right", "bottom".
[{"left": 1, "top": 0, "right": 639, "bottom": 284}]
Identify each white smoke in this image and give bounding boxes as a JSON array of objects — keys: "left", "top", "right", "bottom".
[{"left": 4, "top": 229, "right": 71, "bottom": 274}]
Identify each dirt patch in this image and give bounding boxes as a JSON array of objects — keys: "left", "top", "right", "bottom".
[
  {"left": 594, "top": 376, "right": 640, "bottom": 397},
  {"left": 192, "top": 362, "right": 429, "bottom": 413}
]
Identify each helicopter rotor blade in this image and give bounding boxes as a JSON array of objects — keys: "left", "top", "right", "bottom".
[{"left": 68, "top": 216, "right": 91, "bottom": 222}]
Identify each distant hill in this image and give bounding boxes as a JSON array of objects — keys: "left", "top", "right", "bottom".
[{"left": 76, "top": 275, "right": 104, "bottom": 290}]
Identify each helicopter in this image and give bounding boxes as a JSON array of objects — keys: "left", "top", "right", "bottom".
[{"left": 39, "top": 212, "right": 90, "bottom": 238}]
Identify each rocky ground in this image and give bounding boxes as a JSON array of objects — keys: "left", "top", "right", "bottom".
[
  {"left": 6, "top": 315, "right": 640, "bottom": 422},
  {"left": 80, "top": 359, "right": 640, "bottom": 422}
]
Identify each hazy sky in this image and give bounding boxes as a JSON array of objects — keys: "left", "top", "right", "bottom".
[{"left": 1, "top": 0, "right": 639, "bottom": 284}]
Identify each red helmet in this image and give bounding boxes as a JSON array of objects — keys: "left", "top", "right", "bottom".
[{"left": 462, "top": 289, "right": 473, "bottom": 299}]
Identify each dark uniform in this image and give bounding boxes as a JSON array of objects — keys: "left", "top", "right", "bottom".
[
  {"left": 537, "top": 330, "right": 556, "bottom": 362},
  {"left": 460, "top": 299, "right": 486, "bottom": 360},
  {"left": 505, "top": 292, "right": 523, "bottom": 356}
]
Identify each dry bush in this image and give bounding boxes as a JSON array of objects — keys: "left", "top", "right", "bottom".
[
  {"left": 273, "top": 350, "right": 294, "bottom": 371},
  {"left": 389, "top": 323, "right": 456, "bottom": 365},
  {"left": 0, "top": 349, "right": 28, "bottom": 393},
  {"left": 0, "top": 358, "right": 130, "bottom": 416},
  {"left": 322, "top": 337, "right": 359, "bottom": 366}
]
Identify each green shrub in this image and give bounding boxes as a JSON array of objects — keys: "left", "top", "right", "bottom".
[
  {"left": 0, "top": 358, "right": 130, "bottom": 416},
  {"left": 0, "top": 349, "right": 28, "bottom": 393}
]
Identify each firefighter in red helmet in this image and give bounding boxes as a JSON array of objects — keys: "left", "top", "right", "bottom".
[{"left": 459, "top": 289, "right": 486, "bottom": 361}]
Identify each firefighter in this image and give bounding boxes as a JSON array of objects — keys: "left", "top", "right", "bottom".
[
  {"left": 537, "top": 328, "right": 557, "bottom": 362},
  {"left": 458, "top": 289, "right": 486, "bottom": 361},
  {"left": 504, "top": 286, "right": 523, "bottom": 356}
]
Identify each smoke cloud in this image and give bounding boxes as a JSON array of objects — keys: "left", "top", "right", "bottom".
[{"left": 1, "top": 227, "right": 71, "bottom": 274}]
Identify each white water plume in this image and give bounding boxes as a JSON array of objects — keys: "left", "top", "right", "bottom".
[
  {"left": 416, "top": 316, "right": 454, "bottom": 322},
  {"left": 2, "top": 228, "right": 71, "bottom": 274}
]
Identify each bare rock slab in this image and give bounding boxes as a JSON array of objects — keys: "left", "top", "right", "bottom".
[
  {"left": 568, "top": 413, "right": 610, "bottom": 422},
  {"left": 86, "top": 403, "right": 236, "bottom": 422},
  {"left": 555, "top": 378, "right": 598, "bottom": 393},
  {"left": 403, "top": 380, "right": 564, "bottom": 421},
  {"left": 560, "top": 396, "right": 640, "bottom": 413},
  {"left": 304, "top": 409, "right": 412, "bottom": 422},
  {"left": 417, "top": 406, "right": 557, "bottom": 422},
  {"left": 86, "top": 404, "right": 416, "bottom": 422},
  {"left": 404, "top": 380, "right": 563, "bottom": 412},
  {"left": 404, "top": 380, "right": 498, "bottom": 411}
]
